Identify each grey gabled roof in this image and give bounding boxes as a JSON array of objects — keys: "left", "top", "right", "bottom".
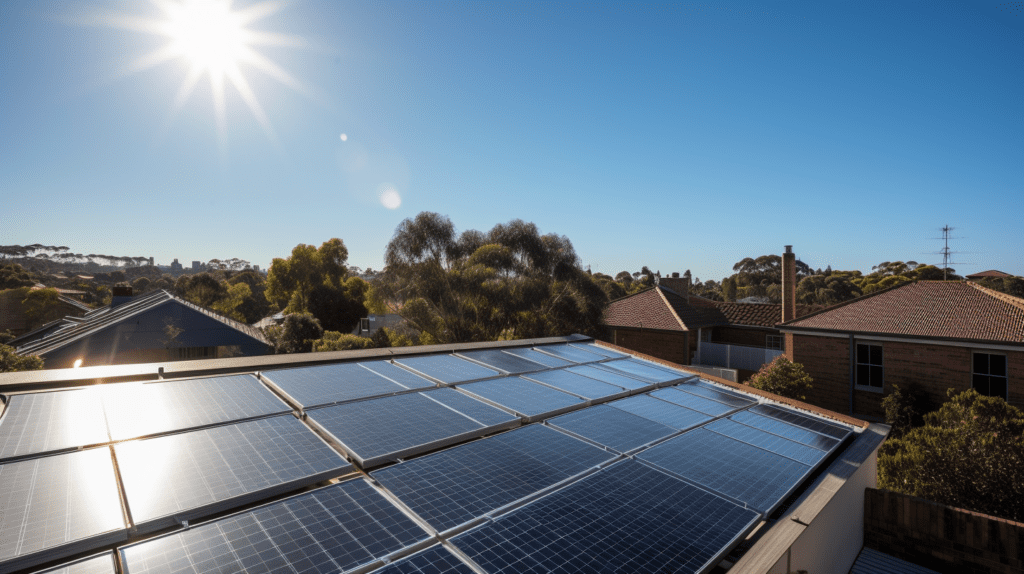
[{"left": 15, "top": 290, "right": 267, "bottom": 356}]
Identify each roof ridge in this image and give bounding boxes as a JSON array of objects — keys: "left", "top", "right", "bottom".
[
  {"left": 655, "top": 286, "right": 689, "bottom": 330},
  {"left": 967, "top": 281, "right": 1024, "bottom": 314}
]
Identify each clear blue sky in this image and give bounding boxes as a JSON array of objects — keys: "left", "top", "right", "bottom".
[{"left": 2, "top": 0, "right": 1022, "bottom": 281}]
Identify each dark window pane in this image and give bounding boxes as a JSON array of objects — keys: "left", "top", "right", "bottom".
[
  {"left": 974, "top": 353, "right": 989, "bottom": 375},
  {"left": 869, "top": 345, "right": 883, "bottom": 366},
  {"left": 990, "top": 355, "right": 1007, "bottom": 377},
  {"left": 857, "top": 365, "right": 870, "bottom": 387},
  {"left": 973, "top": 374, "right": 990, "bottom": 396},
  {"left": 857, "top": 345, "right": 869, "bottom": 364},
  {"left": 870, "top": 366, "right": 884, "bottom": 388},
  {"left": 990, "top": 377, "right": 1008, "bottom": 400}
]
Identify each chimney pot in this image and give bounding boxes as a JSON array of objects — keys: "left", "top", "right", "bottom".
[
  {"left": 672, "top": 272, "right": 680, "bottom": 278},
  {"left": 785, "top": 245, "right": 793, "bottom": 254}
]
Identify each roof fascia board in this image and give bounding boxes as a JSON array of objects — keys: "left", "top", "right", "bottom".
[
  {"left": 655, "top": 287, "right": 689, "bottom": 331},
  {"left": 781, "top": 329, "right": 1024, "bottom": 352}
]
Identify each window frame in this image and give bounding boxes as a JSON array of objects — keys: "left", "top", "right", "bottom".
[
  {"left": 854, "top": 341, "right": 884, "bottom": 393},
  {"left": 971, "top": 351, "right": 1008, "bottom": 400},
  {"left": 766, "top": 334, "right": 784, "bottom": 351}
]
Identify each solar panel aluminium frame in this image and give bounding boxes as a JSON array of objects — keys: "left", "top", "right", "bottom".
[
  {"left": 393, "top": 354, "right": 505, "bottom": 386},
  {"left": 256, "top": 363, "right": 428, "bottom": 414},
  {"left": 31, "top": 551, "right": 117, "bottom": 574},
  {"left": 521, "top": 369, "right": 633, "bottom": 404},
  {"left": 305, "top": 393, "right": 521, "bottom": 469},
  {"left": 543, "top": 407, "right": 683, "bottom": 456},
  {"left": 114, "top": 480, "right": 439, "bottom": 574},
  {"left": 453, "top": 379, "right": 587, "bottom": 423},
  {"left": 116, "top": 415, "right": 355, "bottom": 535},
  {"left": 453, "top": 349, "right": 550, "bottom": 376}
]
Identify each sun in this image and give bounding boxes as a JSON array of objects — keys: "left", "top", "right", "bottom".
[{"left": 99, "top": 0, "right": 306, "bottom": 143}]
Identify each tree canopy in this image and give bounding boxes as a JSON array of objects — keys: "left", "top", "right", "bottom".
[
  {"left": 372, "top": 212, "right": 608, "bottom": 343},
  {"left": 266, "top": 239, "right": 367, "bottom": 333},
  {"left": 745, "top": 356, "right": 813, "bottom": 400},
  {"left": 0, "top": 345, "right": 44, "bottom": 373}
]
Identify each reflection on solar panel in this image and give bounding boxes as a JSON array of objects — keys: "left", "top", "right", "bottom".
[
  {"left": 120, "top": 480, "right": 430, "bottom": 574},
  {"left": 547, "top": 405, "right": 676, "bottom": 454},
  {"left": 609, "top": 395, "right": 713, "bottom": 430},
  {"left": 32, "top": 553, "right": 115, "bottom": 574},
  {"left": 566, "top": 364, "right": 650, "bottom": 391},
  {"left": 307, "top": 390, "right": 518, "bottom": 468},
  {"left": 501, "top": 347, "right": 573, "bottom": 368},
  {"left": 395, "top": 355, "right": 501, "bottom": 384},
  {"left": 456, "top": 349, "right": 547, "bottom": 374},
  {"left": 704, "top": 418, "right": 827, "bottom": 466},
  {"left": 750, "top": 404, "right": 852, "bottom": 440},
  {"left": 426, "top": 388, "right": 520, "bottom": 426},
  {"left": 370, "top": 545, "right": 475, "bottom": 574},
  {"left": 104, "top": 375, "right": 290, "bottom": 441},
  {"left": 638, "top": 428, "right": 811, "bottom": 514},
  {"left": 457, "top": 378, "right": 585, "bottom": 421},
  {"left": 693, "top": 379, "right": 754, "bottom": 401},
  {"left": 452, "top": 460, "right": 760, "bottom": 574},
  {"left": 729, "top": 411, "right": 840, "bottom": 452},
  {"left": 0, "top": 449, "right": 126, "bottom": 574},
  {"left": 362, "top": 361, "right": 437, "bottom": 390},
  {"left": 373, "top": 424, "right": 614, "bottom": 533},
  {"left": 523, "top": 369, "right": 629, "bottom": 401},
  {"left": 533, "top": 344, "right": 605, "bottom": 363},
  {"left": 676, "top": 383, "right": 756, "bottom": 408},
  {"left": 116, "top": 415, "right": 350, "bottom": 531},
  {"left": 650, "top": 388, "right": 736, "bottom": 416},
  {"left": 596, "top": 358, "right": 689, "bottom": 384},
  {"left": 569, "top": 342, "right": 628, "bottom": 359},
  {"left": 0, "top": 389, "right": 108, "bottom": 461},
  {"left": 261, "top": 363, "right": 412, "bottom": 408}
]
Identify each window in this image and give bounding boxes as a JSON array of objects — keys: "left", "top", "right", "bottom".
[
  {"left": 973, "top": 353, "right": 1008, "bottom": 399},
  {"left": 856, "top": 343, "right": 883, "bottom": 390},
  {"left": 359, "top": 318, "right": 370, "bottom": 332},
  {"left": 766, "top": 335, "right": 783, "bottom": 351},
  {"left": 700, "top": 330, "right": 711, "bottom": 343}
]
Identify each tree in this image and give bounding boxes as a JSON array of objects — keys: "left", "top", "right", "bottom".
[
  {"left": 721, "top": 276, "right": 737, "bottom": 302},
  {"left": 881, "top": 383, "right": 933, "bottom": 439},
  {"left": 275, "top": 313, "right": 324, "bottom": 354},
  {"left": 210, "top": 282, "right": 252, "bottom": 322},
  {"left": 796, "top": 274, "right": 862, "bottom": 306},
  {"left": 21, "top": 288, "right": 67, "bottom": 326},
  {"left": 745, "top": 356, "right": 813, "bottom": 400},
  {"left": 266, "top": 239, "right": 350, "bottom": 312},
  {"left": 0, "top": 345, "right": 44, "bottom": 373},
  {"left": 879, "top": 389, "right": 1024, "bottom": 522},
  {"left": 174, "top": 273, "right": 226, "bottom": 308},
  {"left": 0, "top": 264, "right": 36, "bottom": 289},
  {"left": 730, "top": 254, "right": 812, "bottom": 300},
  {"left": 311, "top": 332, "right": 374, "bottom": 352}
]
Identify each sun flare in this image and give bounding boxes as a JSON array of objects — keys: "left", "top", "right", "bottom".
[{"left": 99, "top": 0, "right": 306, "bottom": 143}]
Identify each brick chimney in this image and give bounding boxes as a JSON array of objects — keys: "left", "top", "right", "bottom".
[
  {"left": 782, "top": 246, "right": 796, "bottom": 322},
  {"left": 659, "top": 272, "right": 690, "bottom": 303},
  {"left": 111, "top": 285, "right": 134, "bottom": 308}
]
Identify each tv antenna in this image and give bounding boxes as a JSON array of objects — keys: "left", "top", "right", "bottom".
[{"left": 932, "top": 225, "right": 961, "bottom": 280}]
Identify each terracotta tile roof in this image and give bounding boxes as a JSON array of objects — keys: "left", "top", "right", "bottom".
[
  {"left": 604, "top": 287, "right": 790, "bottom": 330},
  {"left": 966, "top": 269, "right": 1013, "bottom": 279},
  {"left": 603, "top": 287, "right": 686, "bottom": 331},
  {"left": 780, "top": 281, "right": 1024, "bottom": 344}
]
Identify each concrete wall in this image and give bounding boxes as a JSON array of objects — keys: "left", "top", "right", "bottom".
[{"left": 609, "top": 327, "right": 690, "bottom": 365}]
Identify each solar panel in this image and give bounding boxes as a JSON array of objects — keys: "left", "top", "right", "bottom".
[
  {"left": 501, "top": 347, "right": 573, "bottom": 368},
  {"left": 0, "top": 449, "right": 126, "bottom": 574},
  {"left": 0, "top": 389, "right": 109, "bottom": 461},
  {"left": 637, "top": 428, "right": 812, "bottom": 514},
  {"left": 608, "top": 395, "right": 713, "bottom": 430},
  {"left": 455, "top": 349, "right": 548, "bottom": 374},
  {"left": 675, "top": 383, "right": 756, "bottom": 408},
  {"left": 729, "top": 411, "right": 840, "bottom": 452},
  {"left": 260, "top": 362, "right": 412, "bottom": 408},
  {"left": 595, "top": 358, "right": 689, "bottom": 384},
  {"left": 103, "top": 375, "right": 291, "bottom": 441},
  {"left": 692, "top": 379, "right": 755, "bottom": 401},
  {"left": 703, "top": 418, "right": 828, "bottom": 466},
  {"left": 115, "top": 415, "right": 351, "bottom": 532},
  {"left": 566, "top": 364, "right": 651, "bottom": 391},
  {"left": 457, "top": 378, "right": 585, "bottom": 421},
  {"left": 425, "top": 388, "right": 521, "bottom": 426},
  {"left": 306, "top": 390, "right": 518, "bottom": 468},
  {"left": 650, "top": 388, "right": 736, "bottom": 416},
  {"left": 32, "top": 553, "right": 116, "bottom": 574},
  {"left": 361, "top": 361, "right": 437, "bottom": 390},
  {"left": 749, "top": 404, "right": 852, "bottom": 440},
  {"left": 523, "top": 369, "right": 630, "bottom": 401},
  {"left": 370, "top": 545, "right": 476, "bottom": 574},
  {"left": 395, "top": 355, "right": 501, "bottom": 384},
  {"left": 547, "top": 405, "right": 677, "bottom": 454},
  {"left": 372, "top": 424, "right": 614, "bottom": 533},
  {"left": 119, "top": 479, "right": 431, "bottom": 574},
  {"left": 533, "top": 344, "right": 605, "bottom": 363},
  {"left": 569, "top": 342, "right": 629, "bottom": 359},
  {"left": 451, "top": 460, "right": 760, "bottom": 574}
]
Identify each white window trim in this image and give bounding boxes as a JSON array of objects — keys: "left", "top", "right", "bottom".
[
  {"left": 971, "top": 350, "right": 1009, "bottom": 400},
  {"left": 854, "top": 341, "right": 884, "bottom": 393}
]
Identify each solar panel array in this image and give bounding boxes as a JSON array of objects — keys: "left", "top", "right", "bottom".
[{"left": 0, "top": 339, "right": 857, "bottom": 574}]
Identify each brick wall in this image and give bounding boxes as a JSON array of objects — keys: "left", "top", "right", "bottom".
[
  {"left": 610, "top": 328, "right": 690, "bottom": 365},
  {"left": 864, "top": 488, "right": 1023, "bottom": 574},
  {"left": 789, "top": 334, "right": 852, "bottom": 414}
]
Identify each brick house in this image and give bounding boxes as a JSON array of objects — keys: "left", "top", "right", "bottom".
[{"left": 778, "top": 280, "right": 1024, "bottom": 418}]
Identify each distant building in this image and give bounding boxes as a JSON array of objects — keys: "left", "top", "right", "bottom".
[
  {"left": 192, "top": 261, "right": 203, "bottom": 272},
  {"left": 966, "top": 269, "right": 1013, "bottom": 280},
  {"left": 354, "top": 314, "right": 405, "bottom": 337},
  {"left": 170, "top": 259, "right": 183, "bottom": 273},
  {"left": 253, "top": 265, "right": 260, "bottom": 273}
]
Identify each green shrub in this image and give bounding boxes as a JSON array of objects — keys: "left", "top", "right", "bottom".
[
  {"left": 881, "top": 383, "right": 932, "bottom": 439},
  {"left": 0, "top": 345, "right": 44, "bottom": 373},
  {"left": 312, "top": 332, "right": 374, "bottom": 352},
  {"left": 745, "top": 356, "right": 813, "bottom": 401}
]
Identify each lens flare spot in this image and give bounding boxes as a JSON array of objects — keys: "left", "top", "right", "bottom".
[
  {"left": 339, "top": 133, "right": 348, "bottom": 141},
  {"left": 380, "top": 187, "right": 401, "bottom": 209}
]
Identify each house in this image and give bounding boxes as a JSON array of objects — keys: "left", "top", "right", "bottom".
[
  {"left": 778, "top": 280, "right": 1024, "bottom": 418},
  {"left": 0, "top": 285, "right": 92, "bottom": 336},
  {"left": 0, "top": 334, "right": 890, "bottom": 574},
  {"left": 10, "top": 287, "right": 270, "bottom": 368},
  {"left": 354, "top": 313, "right": 405, "bottom": 337},
  {"left": 966, "top": 269, "right": 1013, "bottom": 280}
]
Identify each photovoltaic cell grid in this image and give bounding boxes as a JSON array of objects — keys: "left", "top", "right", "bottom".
[
  {"left": 547, "top": 405, "right": 676, "bottom": 454},
  {"left": 395, "top": 355, "right": 501, "bottom": 384},
  {"left": 120, "top": 480, "right": 430, "bottom": 574},
  {"left": 523, "top": 369, "right": 629, "bottom": 401},
  {"left": 260, "top": 363, "right": 415, "bottom": 409},
  {"left": 362, "top": 361, "right": 437, "bottom": 390},
  {"left": 452, "top": 460, "right": 760, "bottom": 574},
  {"left": 566, "top": 364, "right": 651, "bottom": 391},
  {"left": 609, "top": 395, "right": 713, "bottom": 430},
  {"left": 116, "top": 415, "right": 351, "bottom": 530},
  {"left": 750, "top": 404, "right": 852, "bottom": 441},
  {"left": 0, "top": 389, "right": 109, "bottom": 461},
  {"left": 32, "top": 553, "right": 115, "bottom": 574},
  {"left": 569, "top": 342, "right": 628, "bottom": 359},
  {"left": 533, "top": 344, "right": 606, "bottom": 363},
  {"left": 595, "top": 358, "right": 690, "bottom": 384},
  {"left": 457, "top": 378, "right": 585, "bottom": 420},
  {"left": 500, "top": 347, "right": 573, "bottom": 368},
  {"left": 650, "top": 388, "right": 737, "bottom": 416},
  {"left": 307, "top": 390, "right": 517, "bottom": 468},
  {"left": 693, "top": 379, "right": 755, "bottom": 401},
  {"left": 0, "top": 449, "right": 125, "bottom": 573},
  {"left": 729, "top": 411, "right": 841, "bottom": 452},
  {"left": 676, "top": 383, "right": 756, "bottom": 408},
  {"left": 455, "top": 349, "right": 547, "bottom": 374},
  {"left": 638, "top": 428, "right": 812, "bottom": 514},
  {"left": 104, "top": 375, "right": 291, "bottom": 441},
  {"left": 370, "top": 545, "right": 475, "bottom": 574},
  {"left": 703, "top": 418, "right": 827, "bottom": 466},
  {"left": 372, "top": 424, "right": 615, "bottom": 533}
]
